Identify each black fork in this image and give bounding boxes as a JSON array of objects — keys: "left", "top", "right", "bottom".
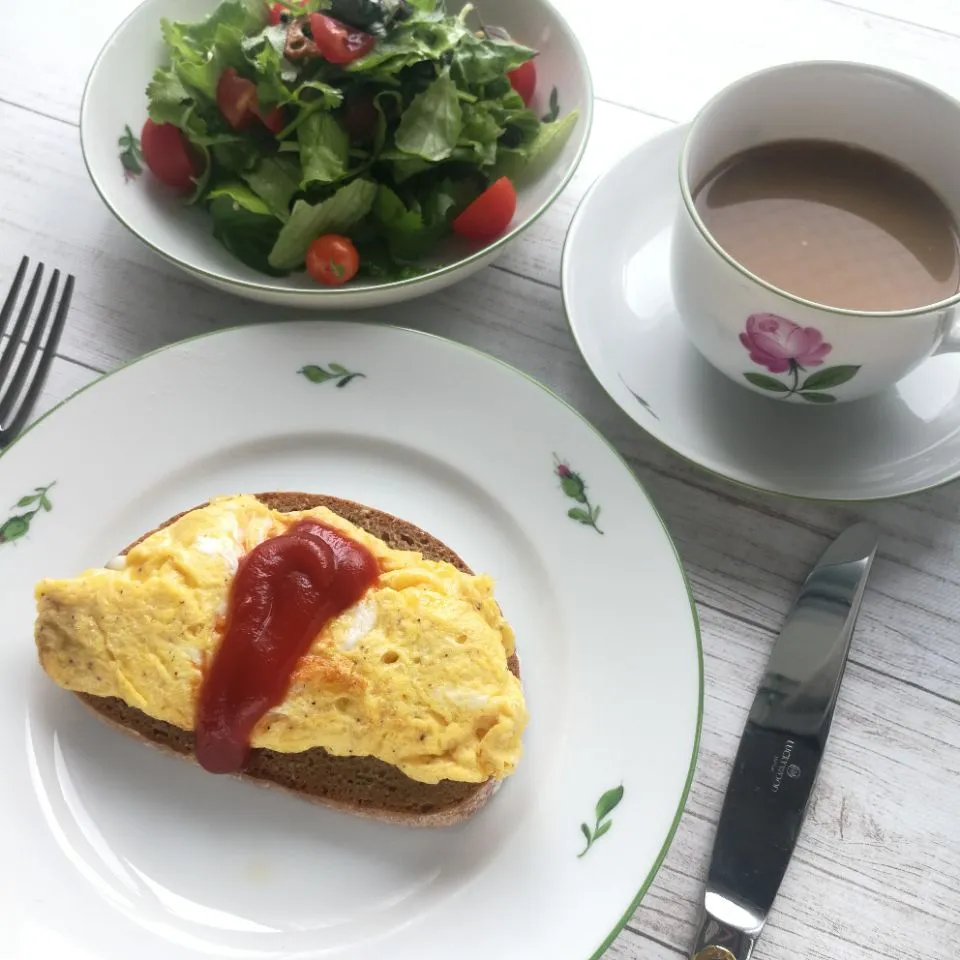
[{"left": 0, "top": 257, "right": 75, "bottom": 448}]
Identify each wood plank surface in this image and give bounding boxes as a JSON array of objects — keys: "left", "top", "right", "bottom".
[{"left": 2, "top": 1, "right": 958, "bottom": 957}]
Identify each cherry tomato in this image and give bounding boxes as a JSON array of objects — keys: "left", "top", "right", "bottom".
[
  {"left": 308, "top": 13, "right": 376, "bottom": 64},
  {"left": 217, "top": 67, "right": 259, "bottom": 129},
  {"left": 140, "top": 119, "right": 201, "bottom": 191},
  {"left": 507, "top": 59, "right": 537, "bottom": 106},
  {"left": 451, "top": 177, "right": 518, "bottom": 244},
  {"left": 269, "top": 1, "right": 305, "bottom": 25},
  {"left": 306, "top": 235, "right": 360, "bottom": 286},
  {"left": 343, "top": 93, "right": 378, "bottom": 142},
  {"left": 258, "top": 104, "right": 287, "bottom": 135}
]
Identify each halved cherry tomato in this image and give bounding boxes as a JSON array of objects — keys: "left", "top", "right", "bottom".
[
  {"left": 258, "top": 104, "right": 287, "bottom": 135},
  {"left": 269, "top": 1, "right": 305, "bottom": 25},
  {"left": 217, "top": 67, "right": 259, "bottom": 129},
  {"left": 452, "top": 177, "right": 517, "bottom": 244},
  {"left": 507, "top": 59, "right": 537, "bottom": 106},
  {"left": 140, "top": 119, "right": 202, "bottom": 191},
  {"left": 343, "top": 93, "right": 378, "bottom": 142},
  {"left": 308, "top": 13, "right": 376, "bottom": 64},
  {"left": 306, "top": 235, "right": 360, "bottom": 286}
]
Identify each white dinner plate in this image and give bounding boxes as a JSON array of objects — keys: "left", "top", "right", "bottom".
[
  {"left": 563, "top": 124, "right": 960, "bottom": 501},
  {"left": 0, "top": 322, "right": 701, "bottom": 960}
]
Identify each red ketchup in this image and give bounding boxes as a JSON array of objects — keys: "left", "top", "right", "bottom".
[{"left": 196, "top": 520, "right": 379, "bottom": 774}]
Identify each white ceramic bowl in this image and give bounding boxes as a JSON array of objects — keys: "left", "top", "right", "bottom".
[{"left": 80, "top": 0, "right": 592, "bottom": 309}]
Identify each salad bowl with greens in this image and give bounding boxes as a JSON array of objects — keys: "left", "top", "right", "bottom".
[{"left": 80, "top": 0, "right": 591, "bottom": 307}]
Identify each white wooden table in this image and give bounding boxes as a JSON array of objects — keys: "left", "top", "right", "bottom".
[{"left": 3, "top": 1, "right": 959, "bottom": 957}]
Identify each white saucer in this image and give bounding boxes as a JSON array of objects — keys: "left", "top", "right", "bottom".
[{"left": 562, "top": 124, "right": 960, "bottom": 501}]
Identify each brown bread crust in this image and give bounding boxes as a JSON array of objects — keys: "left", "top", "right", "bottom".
[{"left": 77, "top": 493, "right": 520, "bottom": 827}]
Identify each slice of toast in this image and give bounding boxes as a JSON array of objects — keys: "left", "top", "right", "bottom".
[{"left": 77, "top": 492, "right": 520, "bottom": 827}]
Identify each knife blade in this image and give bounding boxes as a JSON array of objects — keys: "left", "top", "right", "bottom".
[{"left": 690, "top": 522, "right": 879, "bottom": 960}]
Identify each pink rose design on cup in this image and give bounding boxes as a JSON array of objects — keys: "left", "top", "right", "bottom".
[
  {"left": 740, "top": 314, "right": 831, "bottom": 373},
  {"left": 738, "top": 313, "right": 860, "bottom": 404}
]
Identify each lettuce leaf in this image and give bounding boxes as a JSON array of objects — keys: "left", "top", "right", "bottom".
[
  {"left": 451, "top": 33, "right": 536, "bottom": 87},
  {"left": 268, "top": 178, "right": 378, "bottom": 269},
  {"left": 299, "top": 113, "right": 350, "bottom": 185},
  {"left": 457, "top": 101, "right": 502, "bottom": 166},
  {"left": 241, "top": 156, "right": 302, "bottom": 220},
  {"left": 155, "top": 0, "right": 265, "bottom": 102},
  {"left": 492, "top": 110, "right": 580, "bottom": 182},
  {"left": 208, "top": 183, "right": 288, "bottom": 276},
  {"left": 371, "top": 177, "right": 476, "bottom": 262},
  {"left": 394, "top": 70, "right": 462, "bottom": 162},
  {"left": 241, "top": 24, "right": 298, "bottom": 108},
  {"left": 345, "top": 10, "right": 470, "bottom": 76}
]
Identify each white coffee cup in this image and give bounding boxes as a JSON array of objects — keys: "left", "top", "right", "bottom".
[{"left": 670, "top": 61, "right": 960, "bottom": 405}]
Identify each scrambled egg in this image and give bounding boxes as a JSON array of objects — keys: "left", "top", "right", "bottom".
[{"left": 34, "top": 495, "right": 527, "bottom": 785}]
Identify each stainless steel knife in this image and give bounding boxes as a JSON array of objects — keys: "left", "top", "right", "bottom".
[{"left": 690, "top": 522, "right": 880, "bottom": 960}]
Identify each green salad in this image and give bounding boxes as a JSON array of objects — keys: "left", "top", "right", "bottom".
[{"left": 131, "top": 0, "right": 579, "bottom": 285}]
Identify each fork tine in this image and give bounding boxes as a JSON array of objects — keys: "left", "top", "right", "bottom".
[
  {"left": 0, "top": 261, "right": 43, "bottom": 387},
  {"left": 0, "top": 269, "right": 59, "bottom": 426},
  {"left": 4, "top": 275, "right": 75, "bottom": 440},
  {"left": 0, "top": 257, "right": 28, "bottom": 340}
]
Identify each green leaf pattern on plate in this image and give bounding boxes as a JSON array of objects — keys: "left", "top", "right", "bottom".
[
  {"left": 554, "top": 456, "right": 603, "bottom": 534},
  {"left": 579, "top": 784, "right": 624, "bottom": 858},
  {"left": 299, "top": 364, "right": 366, "bottom": 388},
  {"left": 118, "top": 125, "right": 143, "bottom": 180},
  {"left": 0, "top": 483, "right": 55, "bottom": 546},
  {"left": 542, "top": 86, "right": 560, "bottom": 123}
]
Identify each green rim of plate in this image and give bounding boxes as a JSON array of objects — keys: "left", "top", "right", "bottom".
[
  {"left": 1, "top": 321, "right": 703, "bottom": 957},
  {"left": 78, "top": 0, "right": 594, "bottom": 298},
  {"left": 560, "top": 128, "right": 960, "bottom": 505}
]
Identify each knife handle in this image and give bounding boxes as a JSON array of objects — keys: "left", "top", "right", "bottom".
[{"left": 691, "top": 907, "right": 757, "bottom": 960}]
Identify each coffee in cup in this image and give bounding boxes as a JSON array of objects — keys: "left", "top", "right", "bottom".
[{"left": 671, "top": 61, "right": 960, "bottom": 404}]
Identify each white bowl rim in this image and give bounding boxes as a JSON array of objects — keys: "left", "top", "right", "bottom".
[{"left": 78, "top": 0, "right": 595, "bottom": 297}]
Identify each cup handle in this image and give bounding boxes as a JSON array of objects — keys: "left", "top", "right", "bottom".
[{"left": 935, "top": 313, "right": 960, "bottom": 355}]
